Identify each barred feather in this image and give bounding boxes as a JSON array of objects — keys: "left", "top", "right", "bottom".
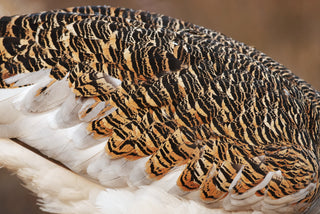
[{"left": 0, "top": 5, "right": 319, "bottom": 214}]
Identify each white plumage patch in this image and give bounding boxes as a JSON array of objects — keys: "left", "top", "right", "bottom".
[
  {"left": 0, "top": 138, "right": 234, "bottom": 214},
  {"left": 0, "top": 138, "right": 104, "bottom": 214}
]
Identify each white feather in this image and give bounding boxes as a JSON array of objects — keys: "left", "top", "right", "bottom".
[
  {"left": 5, "top": 68, "right": 51, "bottom": 86},
  {"left": 0, "top": 138, "right": 247, "bottom": 214},
  {"left": 55, "top": 93, "right": 83, "bottom": 128},
  {"left": 21, "top": 77, "right": 71, "bottom": 113},
  {"left": 95, "top": 186, "right": 225, "bottom": 214},
  {"left": 0, "top": 138, "right": 104, "bottom": 214},
  {"left": 0, "top": 88, "right": 27, "bottom": 124}
]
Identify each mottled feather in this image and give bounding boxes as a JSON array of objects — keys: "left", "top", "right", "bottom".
[{"left": 0, "top": 5, "right": 319, "bottom": 214}]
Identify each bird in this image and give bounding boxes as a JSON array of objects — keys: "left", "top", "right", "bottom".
[{"left": 0, "top": 5, "right": 319, "bottom": 214}]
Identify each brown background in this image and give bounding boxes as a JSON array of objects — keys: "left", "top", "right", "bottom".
[{"left": 0, "top": 0, "right": 319, "bottom": 213}]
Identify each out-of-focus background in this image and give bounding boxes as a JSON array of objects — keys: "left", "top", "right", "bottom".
[{"left": 0, "top": 0, "right": 319, "bottom": 213}]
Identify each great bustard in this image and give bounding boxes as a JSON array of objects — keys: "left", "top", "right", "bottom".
[{"left": 0, "top": 5, "right": 319, "bottom": 214}]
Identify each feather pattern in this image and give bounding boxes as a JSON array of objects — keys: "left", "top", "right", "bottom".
[{"left": 0, "top": 5, "right": 319, "bottom": 214}]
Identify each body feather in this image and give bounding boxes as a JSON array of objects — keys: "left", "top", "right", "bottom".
[{"left": 0, "top": 5, "right": 319, "bottom": 214}]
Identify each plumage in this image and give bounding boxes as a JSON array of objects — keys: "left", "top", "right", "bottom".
[{"left": 0, "top": 5, "right": 319, "bottom": 214}]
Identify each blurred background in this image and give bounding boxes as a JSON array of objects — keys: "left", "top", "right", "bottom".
[{"left": 0, "top": 0, "right": 319, "bottom": 213}]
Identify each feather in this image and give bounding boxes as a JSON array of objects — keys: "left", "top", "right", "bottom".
[
  {"left": 0, "top": 138, "right": 104, "bottom": 214},
  {"left": 0, "top": 5, "right": 319, "bottom": 214},
  {"left": 0, "top": 138, "right": 235, "bottom": 214}
]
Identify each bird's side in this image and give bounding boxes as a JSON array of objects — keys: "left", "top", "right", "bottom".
[{"left": 0, "top": 5, "right": 319, "bottom": 214}]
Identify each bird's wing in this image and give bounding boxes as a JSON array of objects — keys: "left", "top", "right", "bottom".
[{"left": 0, "top": 5, "right": 319, "bottom": 214}]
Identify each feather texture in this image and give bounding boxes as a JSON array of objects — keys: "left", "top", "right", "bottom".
[
  {"left": 0, "top": 5, "right": 319, "bottom": 214},
  {"left": 1, "top": 138, "right": 226, "bottom": 214}
]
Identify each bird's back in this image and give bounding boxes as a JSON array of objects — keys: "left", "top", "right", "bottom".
[{"left": 0, "top": 5, "right": 319, "bottom": 214}]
